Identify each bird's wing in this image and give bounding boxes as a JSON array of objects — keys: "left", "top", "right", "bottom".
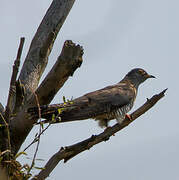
[{"left": 83, "top": 82, "right": 135, "bottom": 109}]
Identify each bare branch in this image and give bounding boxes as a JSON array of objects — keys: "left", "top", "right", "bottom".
[
  {"left": 23, "top": 124, "right": 51, "bottom": 152},
  {"left": 19, "top": 0, "right": 76, "bottom": 97},
  {"left": 27, "top": 93, "right": 42, "bottom": 176},
  {"left": 35, "top": 40, "right": 83, "bottom": 105},
  {"left": 0, "top": 38, "right": 24, "bottom": 166},
  {"left": 5, "top": 37, "right": 25, "bottom": 121},
  {"left": 32, "top": 89, "right": 167, "bottom": 180}
]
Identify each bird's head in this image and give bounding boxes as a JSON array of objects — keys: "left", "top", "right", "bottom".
[{"left": 124, "top": 68, "right": 155, "bottom": 87}]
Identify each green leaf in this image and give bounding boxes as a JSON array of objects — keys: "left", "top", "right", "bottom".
[
  {"left": 15, "top": 151, "right": 27, "bottom": 159},
  {"left": 63, "top": 96, "right": 66, "bottom": 103},
  {"left": 40, "top": 122, "right": 44, "bottom": 129},
  {"left": 34, "top": 166, "right": 45, "bottom": 170},
  {"left": 52, "top": 114, "right": 56, "bottom": 122},
  {"left": 58, "top": 108, "right": 62, "bottom": 114}
]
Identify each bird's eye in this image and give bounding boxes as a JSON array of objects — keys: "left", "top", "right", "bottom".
[{"left": 138, "top": 69, "right": 146, "bottom": 76}]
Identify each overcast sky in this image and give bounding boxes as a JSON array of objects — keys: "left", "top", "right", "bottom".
[{"left": 1, "top": 0, "right": 179, "bottom": 179}]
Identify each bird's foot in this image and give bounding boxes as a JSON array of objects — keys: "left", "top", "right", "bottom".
[{"left": 125, "top": 114, "right": 132, "bottom": 121}]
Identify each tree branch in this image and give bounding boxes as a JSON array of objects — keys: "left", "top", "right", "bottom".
[
  {"left": 32, "top": 89, "right": 167, "bottom": 180},
  {"left": 0, "top": 38, "right": 24, "bottom": 166},
  {"left": 35, "top": 40, "right": 83, "bottom": 105},
  {"left": 19, "top": 0, "right": 75, "bottom": 98},
  {"left": 27, "top": 93, "right": 42, "bottom": 176},
  {"left": 5, "top": 37, "right": 25, "bottom": 121}
]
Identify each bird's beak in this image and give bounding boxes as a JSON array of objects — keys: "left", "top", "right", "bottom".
[{"left": 147, "top": 74, "right": 156, "bottom": 79}]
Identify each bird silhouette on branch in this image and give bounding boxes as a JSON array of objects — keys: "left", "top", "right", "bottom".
[{"left": 28, "top": 68, "right": 155, "bottom": 127}]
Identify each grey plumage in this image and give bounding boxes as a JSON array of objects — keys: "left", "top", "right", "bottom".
[{"left": 28, "top": 68, "right": 155, "bottom": 127}]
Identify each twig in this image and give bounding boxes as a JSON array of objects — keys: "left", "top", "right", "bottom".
[
  {"left": 32, "top": 89, "right": 167, "bottom": 180},
  {"left": 27, "top": 92, "right": 42, "bottom": 175},
  {"left": 23, "top": 123, "right": 51, "bottom": 152}
]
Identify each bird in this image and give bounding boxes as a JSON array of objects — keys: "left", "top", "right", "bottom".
[{"left": 28, "top": 68, "right": 155, "bottom": 128}]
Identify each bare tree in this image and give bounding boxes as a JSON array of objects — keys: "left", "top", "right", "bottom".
[{"left": 0, "top": 0, "right": 167, "bottom": 179}]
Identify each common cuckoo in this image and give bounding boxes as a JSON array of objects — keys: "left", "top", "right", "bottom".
[{"left": 28, "top": 68, "right": 155, "bottom": 127}]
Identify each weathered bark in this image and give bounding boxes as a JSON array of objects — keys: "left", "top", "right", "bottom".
[
  {"left": 0, "top": 103, "right": 4, "bottom": 122},
  {"left": 19, "top": 0, "right": 75, "bottom": 98},
  {"left": 32, "top": 89, "right": 167, "bottom": 180},
  {"left": 0, "top": 166, "right": 8, "bottom": 180},
  {"left": 35, "top": 40, "right": 83, "bottom": 105}
]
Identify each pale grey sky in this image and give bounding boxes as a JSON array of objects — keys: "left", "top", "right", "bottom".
[{"left": 0, "top": 0, "right": 178, "bottom": 179}]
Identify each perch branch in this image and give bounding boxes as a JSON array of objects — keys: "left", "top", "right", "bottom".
[
  {"left": 35, "top": 40, "right": 83, "bottom": 105},
  {"left": 32, "top": 89, "right": 167, "bottom": 180}
]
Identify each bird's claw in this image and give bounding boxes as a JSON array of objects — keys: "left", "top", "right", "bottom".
[{"left": 125, "top": 114, "right": 132, "bottom": 121}]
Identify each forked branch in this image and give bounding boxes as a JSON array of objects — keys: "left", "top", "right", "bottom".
[{"left": 32, "top": 89, "right": 167, "bottom": 180}]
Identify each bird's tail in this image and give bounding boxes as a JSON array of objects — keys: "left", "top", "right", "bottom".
[
  {"left": 28, "top": 93, "right": 111, "bottom": 125},
  {"left": 28, "top": 101, "right": 82, "bottom": 124},
  {"left": 27, "top": 96, "right": 102, "bottom": 124}
]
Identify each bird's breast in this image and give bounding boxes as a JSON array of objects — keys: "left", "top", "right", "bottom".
[{"left": 93, "top": 100, "right": 134, "bottom": 122}]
